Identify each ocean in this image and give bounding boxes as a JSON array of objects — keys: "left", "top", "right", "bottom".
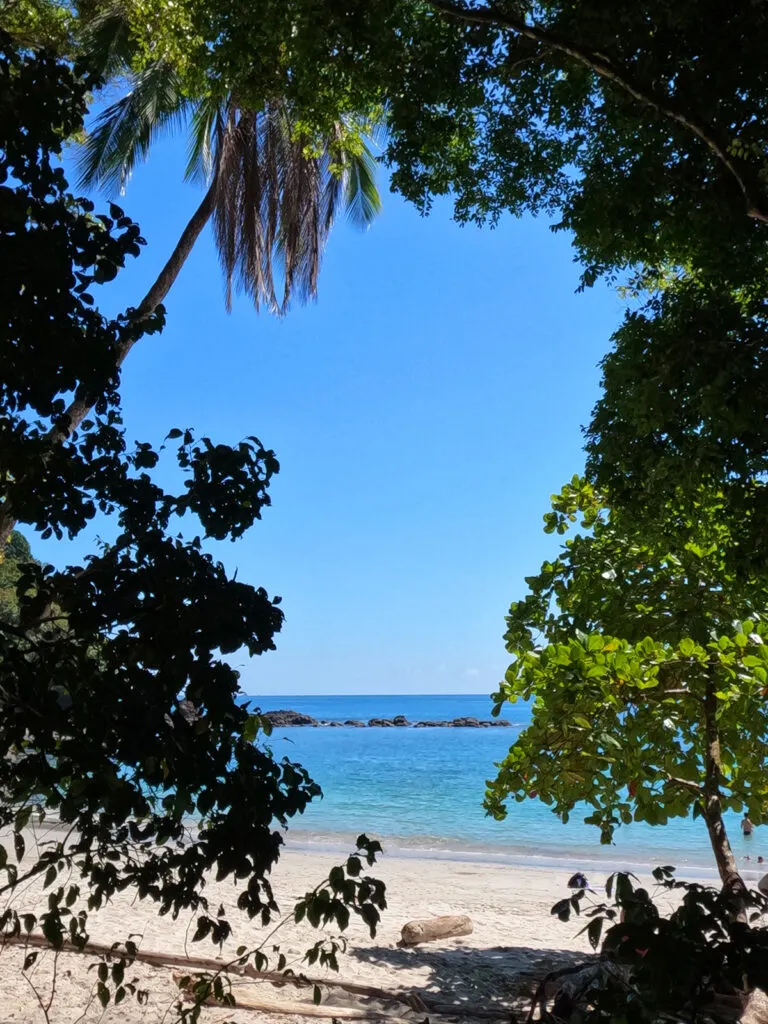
[{"left": 250, "top": 693, "right": 759, "bottom": 882}]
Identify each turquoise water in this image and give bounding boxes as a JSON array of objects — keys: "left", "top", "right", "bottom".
[{"left": 248, "top": 694, "right": 761, "bottom": 881}]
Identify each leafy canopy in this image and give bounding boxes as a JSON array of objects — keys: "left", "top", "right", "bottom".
[
  {"left": 486, "top": 478, "right": 768, "bottom": 856},
  {"left": 100, "top": 0, "right": 768, "bottom": 542},
  {"left": 113, "top": 0, "right": 768, "bottom": 260}
]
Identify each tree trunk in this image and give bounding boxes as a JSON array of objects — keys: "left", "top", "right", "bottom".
[
  {"left": 0, "top": 179, "right": 217, "bottom": 548},
  {"left": 702, "top": 672, "right": 746, "bottom": 916}
]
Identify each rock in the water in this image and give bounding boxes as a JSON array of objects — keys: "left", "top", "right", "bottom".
[
  {"left": 264, "top": 710, "right": 512, "bottom": 729},
  {"left": 490, "top": 719, "right": 511, "bottom": 727},
  {"left": 262, "top": 710, "right": 317, "bottom": 727}
]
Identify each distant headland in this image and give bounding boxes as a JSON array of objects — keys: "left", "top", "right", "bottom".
[{"left": 262, "top": 710, "right": 511, "bottom": 728}]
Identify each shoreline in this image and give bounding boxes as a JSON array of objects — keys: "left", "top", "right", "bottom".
[
  {"left": 32, "top": 812, "right": 747, "bottom": 885},
  {"left": 282, "top": 828, "right": 737, "bottom": 885}
]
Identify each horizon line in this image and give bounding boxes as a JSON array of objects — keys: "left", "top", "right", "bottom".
[{"left": 241, "top": 692, "right": 496, "bottom": 698}]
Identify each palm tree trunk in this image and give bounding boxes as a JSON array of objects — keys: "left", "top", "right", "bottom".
[{"left": 0, "top": 180, "right": 217, "bottom": 548}]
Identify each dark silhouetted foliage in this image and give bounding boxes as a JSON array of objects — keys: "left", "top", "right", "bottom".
[
  {"left": 0, "top": 35, "right": 386, "bottom": 1018},
  {"left": 544, "top": 869, "right": 768, "bottom": 1024}
]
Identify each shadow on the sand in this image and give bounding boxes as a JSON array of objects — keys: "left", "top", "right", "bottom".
[{"left": 351, "top": 943, "right": 589, "bottom": 1009}]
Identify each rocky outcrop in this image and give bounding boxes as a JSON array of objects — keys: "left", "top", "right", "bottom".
[
  {"left": 262, "top": 710, "right": 317, "bottom": 727},
  {"left": 261, "top": 709, "right": 512, "bottom": 728}
]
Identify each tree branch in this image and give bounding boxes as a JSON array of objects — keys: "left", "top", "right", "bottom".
[
  {"left": 664, "top": 775, "right": 702, "bottom": 796},
  {"left": 429, "top": 0, "right": 768, "bottom": 223}
]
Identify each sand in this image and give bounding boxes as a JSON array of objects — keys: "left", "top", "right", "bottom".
[{"left": 0, "top": 841, "right": 656, "bottom": 1024}]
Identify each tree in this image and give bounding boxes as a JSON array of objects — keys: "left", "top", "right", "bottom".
[
  {"left": 0, "top": 3, "right": 382, "bottom": 547},
  {"left": 0, "top": 35, "right": 386, "bottom": 1017},
  {"left": 0, "top": 0, "right": 74, "bottom": 51},
  {"left": 77, "top": 1, "right": 383, "bottom": 318},
  {"left": 485, "top": 477, "right": 768, "bottom": 887},
  {"left": 78, "top": 22, "right": 382, "bottom": 315}
]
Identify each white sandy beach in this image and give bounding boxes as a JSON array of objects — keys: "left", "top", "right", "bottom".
[{"left": 0, "top": 839, "right": 667, "bottom": 1024}]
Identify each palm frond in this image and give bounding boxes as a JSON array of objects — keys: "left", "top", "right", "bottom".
[
  {"left": 320, "top": 122, "right": 347, "bottom": 234},
  {"left": 212, "top": 101, "right": 336, "bottom": 314},
  {"left": 210, "top": 101, "right": 384, "bottom": 313},
  {"left": 213, "top": 105, "right": 271, "bottom": 312},
  {"left": 365, "top": 112, "right": 389, "bottom": 152},
  {"left": 77, "top": 62, "right": 189, "bottom": 194},
  {"left": 77, "top": 1, "right": 134, "bottom": 80},
  {"left": 343, "top": 142, "right": 382, "bottom": 229},
  {"left": 185, "top": 94, "right": 224, "bottom": 184}
]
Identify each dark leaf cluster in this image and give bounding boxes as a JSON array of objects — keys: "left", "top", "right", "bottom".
[{"left": 543, "top": 869, "right": 768, "bottom": 1024}]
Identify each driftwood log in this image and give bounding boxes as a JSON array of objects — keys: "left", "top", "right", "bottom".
[{"left": 400, "top": 915, "right": 473, "bottom": 946}]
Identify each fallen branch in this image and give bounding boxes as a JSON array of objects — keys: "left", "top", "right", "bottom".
[
  {"left": 1, "top": 933, "right": 513, "bottom": 1019},
  {"left": 2, "top": 934, "right": 379, "bottom": 995},
  {"left": 174, "top": 976, "right": 417, "bottom": 1022},
  {"left": 176, "top": 974, "right": 514, "bottom": 1022}
]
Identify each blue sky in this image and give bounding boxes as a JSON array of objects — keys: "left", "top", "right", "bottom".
[{"left": 41, "top": 132, "right": 623, "bottom": 695}]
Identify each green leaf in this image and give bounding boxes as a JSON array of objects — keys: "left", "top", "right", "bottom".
[{"left": 586, "top": 917, "right": 603, "bottom": 950}]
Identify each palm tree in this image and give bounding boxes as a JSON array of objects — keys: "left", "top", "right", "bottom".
[
  {"left": 79, "top": 80, "right": 382, "bottom": 317},
  {"left": 77, "top": 3, "right": 381, "bottom": 340},
  {"left": 0, "top": 11, "right": 381, "bottom": 547},
  {"left": 68, "top": 27, "right": 381, "bottom": 417}
]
